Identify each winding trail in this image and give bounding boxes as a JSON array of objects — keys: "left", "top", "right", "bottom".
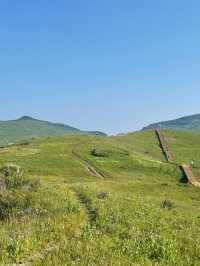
[
  {"left": 72, "top": 150, "right": 105, "bottom": 179},
  {"left": 154, "top": 129, "right": 200, "bottom": 187},
  {"left": 7, "top": 149, "right": 105, "bottom": 265}
]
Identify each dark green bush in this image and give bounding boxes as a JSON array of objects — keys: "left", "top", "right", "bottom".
[
  {"left": 18, "top": 140, "right": 30, "bottom": 146},
  {"left": 91, "top": 148, "right": 109, "bottom": 157},
  {"left": 97, "top": 191, "right": 109, "bottom": 200},
  {"left": 161, "top": 199, "right": 175, "bottom": 209},
  {"left": 91, "top": 148, "right": 129, "bottom": 158}
]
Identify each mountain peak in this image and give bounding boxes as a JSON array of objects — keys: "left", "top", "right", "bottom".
[
  {"left": 18, "top": 116, "right": 36, "bottom": 121},
  {"left": 0, "top": 116, "right": 106, "bottom": 146}
]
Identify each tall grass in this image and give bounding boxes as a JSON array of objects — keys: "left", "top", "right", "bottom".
[{"left": 0, "top": 132, "right": 200, "bottom": 265}]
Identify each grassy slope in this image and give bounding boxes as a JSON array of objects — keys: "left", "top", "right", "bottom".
[
  {"left": 144, "top": 113, "right": 200, "bottom": 131},
  {"left": 0, "top": 117, "right": 105, "bottom": 146},
  {"left": 0, "top": 131, "right": 200, "bottom": 265},
  {"left": 0, "top": 117, "right": 81, "bottom": 146},
  {"left": 163, "top": 129, "right": 200, "bottom": 179}
]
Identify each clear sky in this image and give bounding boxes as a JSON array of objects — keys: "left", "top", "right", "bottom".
[{"left": 0, "top": 0, "right": 200, "bottom": 134}]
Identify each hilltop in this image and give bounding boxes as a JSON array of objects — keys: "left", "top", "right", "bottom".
[
  {"left": 0, "top": 116, "right": 106, "bottom": 146},
  {"left": 143, "top": 113, "right": 200, "bottom": 131}
]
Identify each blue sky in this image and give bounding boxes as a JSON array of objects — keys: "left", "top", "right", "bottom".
[{"left": 0, "top": 0, "right": 200, "bottom": 134}]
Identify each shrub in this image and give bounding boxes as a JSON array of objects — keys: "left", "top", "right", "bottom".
[
  {"left": 91, "top": 148, "right": 129, "bottom": 158},
  {"left": 0, "top": 164, "right": 23, "bottom": 190},
  {"left": 0, "top": 164, "right": 39, "bottom": 220},
  {"left": 18, "top": 140, "right": 30, "bottom": 146},
  {"left": 97, "top": 191, "right": 109, "bottom": 200},
  {"left": 91, "top": 148, "right": 109, "bottom": 157},
  {"left": 161, "top": 199, "right": 175, "bottom": 209}
]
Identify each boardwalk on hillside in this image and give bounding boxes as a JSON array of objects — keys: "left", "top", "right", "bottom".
[
  {"left": 154, "top": 129, "right": 200, "bottom": 187},
  {"left": 154, "top": 128, "right": 173, "bottom": 162},
  {"left": 180, "top": 164, "right": 200, "bottom": 188}
]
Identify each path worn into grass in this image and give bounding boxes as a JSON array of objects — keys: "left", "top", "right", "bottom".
[
  {"left": 6, "top": 244, "right": 59, "bottom": 266},
  {"left": 154, "top": 129, "right": 200, "bottom": 187},
  {"left": 72, "top": 150, "right": 105, "bottom": 179},
  {"left": 72, "top": 187, "right": 99, "bottom": 226}
]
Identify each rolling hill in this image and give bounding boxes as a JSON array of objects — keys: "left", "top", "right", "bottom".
[
  {"left": 1, "top": 129, "right": 200, "bottom": 265},
  {"left": 0, "top": 116, "right": 106, "bottom": 146},
  {"left": 143, "top": 113, "right": 200, "bottom": 131}
]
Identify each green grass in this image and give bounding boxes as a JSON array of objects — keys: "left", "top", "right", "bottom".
[
  {"left": 0, "top": 116, "right": 105, "bottom": 146},
  {"left": 163, "top": 130, "right": 200, "bottom": 179},
  {"left": 113, "top": 130, "right": 166, "bottom": 161},
  {"left": 0, "top": 130, "right": 200, "bottom": 265},
  {"left": 144, "top": 113, "right": 200, "bottom": 131}
]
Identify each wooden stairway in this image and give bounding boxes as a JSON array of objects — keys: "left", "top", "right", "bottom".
[
  {"left": 154, "top": 129, "right": 200, "bottom": 187},
  {"left": 154, "top": 128, "right": 173, "bottom": 162},
  {"left": 180, "top": 164, "right": 200, "bottom": 187}
]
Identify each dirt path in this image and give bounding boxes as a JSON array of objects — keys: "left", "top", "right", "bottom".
[
  {"left": 72, "top": 187, "right": 99, "bottom": 226},
  {"left": 72, "top": 150, "right": 105, "bottom": 179}
]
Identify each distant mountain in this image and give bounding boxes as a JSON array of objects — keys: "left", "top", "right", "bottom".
[
  {"left": 0, "top": 116, "right": 106, "bottom": 146},
  {"left": 143, "top": 114, "right": 200, "bottom": 131}
]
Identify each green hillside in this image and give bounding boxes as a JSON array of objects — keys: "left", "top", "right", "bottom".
[
  {"left": 162, "top": 129, "right": 200, "bottom": 180},
  {"left": 0, "top": 116, "right": 106, "bottom": 146},
  {"left": 143, "top": 113, "right": 200, "bottom": 131},
  {"left": 1, "top": 130, "right": 200, "bottom": 265}
]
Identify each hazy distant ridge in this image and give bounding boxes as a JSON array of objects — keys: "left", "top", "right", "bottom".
[
  {"left": 0, "top": 116, "right": 106, "bottom": 145},
  {"left": 143, "top": 114, "right": 200, "bottom": 131}
]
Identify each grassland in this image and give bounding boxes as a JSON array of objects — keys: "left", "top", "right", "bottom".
[
  {"left": 164, "top": 129, "right": 200, "bottom": 179},
  {"left": 0, "top": 130, "right": 200, "bottom": 265}
]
